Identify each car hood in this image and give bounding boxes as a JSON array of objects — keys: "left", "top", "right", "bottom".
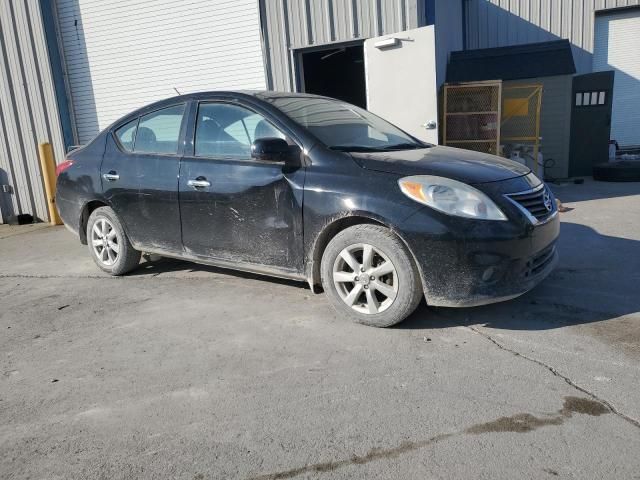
[{"left": 349, "top": 145, "right": 530, "bottom": 184}]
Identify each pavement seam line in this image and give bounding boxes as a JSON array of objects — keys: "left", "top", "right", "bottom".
[
  {"left": 0, "top": 228, "right": 52, "bottom": 240},
  {"left": 467, "top": 325, "right": 640, "bottom": 431}
]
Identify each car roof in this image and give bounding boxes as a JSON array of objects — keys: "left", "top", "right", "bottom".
[
  {"left": 118, "top": 90, "right": 332, "bottom": 123},
  {"left": 153, "top": 90, "right": 329, "bottom": 105}
]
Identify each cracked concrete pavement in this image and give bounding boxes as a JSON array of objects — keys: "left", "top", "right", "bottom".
[{"left": 1, "top": 179, "right": 639, "bottom": 479}]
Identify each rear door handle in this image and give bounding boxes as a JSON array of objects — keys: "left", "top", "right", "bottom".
[
  {"left": 103, "top": 172, "right": 119, "bottom": 182},
  {"left": 187, "top": 177, "right": 211, "bottom": 189}
]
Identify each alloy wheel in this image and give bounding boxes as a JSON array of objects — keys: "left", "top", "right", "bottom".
[
  {"left": 91, "top": 218, "right": 119, "bottom": 266},
  {"left": 332, "top": 243, "right": 398, "bottom": 315}
]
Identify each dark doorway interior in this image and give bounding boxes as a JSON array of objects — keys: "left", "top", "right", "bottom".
[{"left": 300, "top": 44, "right": 366, "bottom": 108}]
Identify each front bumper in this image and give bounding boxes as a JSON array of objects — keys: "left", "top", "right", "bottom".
[{"left": 398, "top": 179, "right": 560, "bottom": 308}]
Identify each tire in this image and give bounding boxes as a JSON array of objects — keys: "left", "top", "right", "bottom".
[
  {"left": 86, "top": 207, "right": 141, "bottom": 275},
  {"left": 320, "top": 224, "right": 423, "bottom": 328},
  {"left": 593, "top": 162, "right": 640, "bottom": 182}
]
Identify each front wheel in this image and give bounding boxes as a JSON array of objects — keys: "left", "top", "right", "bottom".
[
  {"left": 87, "top": 207, "right": 141, "bottom": 275},
  {"left": 320, "top": 224, "right": 423, "bottom": 327}
]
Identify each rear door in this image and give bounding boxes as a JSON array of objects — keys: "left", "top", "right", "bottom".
[
  {"left": 178, "top": 100, "right": 305, "bottom": 273},
  {"left": 101, "top": 103, "right": 187, "bottom": 251},
  {"left": 364, "top": 26, "right": 440, "bottom": 144}
]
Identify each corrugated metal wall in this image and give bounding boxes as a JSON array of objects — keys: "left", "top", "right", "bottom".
[
  {"left": 0, "top": 0, "right": 67, "bottom": 223},
  {"left": 55, "top": 0, "right": 267, "bottom": 145},
  {"left": 464, "top": 0, "right": 640, "bottom": 73},
  {"left": 260, "top": 0, "right": 425, "bottom": 91}
]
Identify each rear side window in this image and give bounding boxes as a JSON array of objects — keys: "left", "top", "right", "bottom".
[
  {"left": 115, "top": 119, "right": 138, "bottom": 152},
  {"left": 134, "top": 104, "right": 185, "bottom": 154}
]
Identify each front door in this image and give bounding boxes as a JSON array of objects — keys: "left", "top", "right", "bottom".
[
  {"left": 364, "top": 26, "right": 440, "bottom": 144},
  {"left": 101, "top": 103, "right": 186, "bottom": 251},
  {"left": 179, "top": 101, "right": 304, "bottom": 274},
  {"left": 568, "top": 72, "right": 614, "bottom": 177}
]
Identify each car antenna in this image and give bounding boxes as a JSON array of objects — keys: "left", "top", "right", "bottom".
[{"left": 173, "top": 87, "right": 181, "bottom": 95}]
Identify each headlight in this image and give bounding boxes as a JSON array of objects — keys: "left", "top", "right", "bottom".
[{"left": 398, "top": 175, "right": 508, "bottom": 221}]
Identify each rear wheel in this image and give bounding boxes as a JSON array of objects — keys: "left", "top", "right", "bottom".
[
  {"left": 87, "top": 207, "right": 141, "bottom": 275},
  {"left": 321, "top": 224, "right": 423, "bottom": 327}
]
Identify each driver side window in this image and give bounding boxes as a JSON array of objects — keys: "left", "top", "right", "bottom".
[{"left": 195, "top": 103, "right": 285, "bottom": 158}]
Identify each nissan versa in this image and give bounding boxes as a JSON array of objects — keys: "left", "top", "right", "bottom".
[{"left": 56, "top": 91, "right": 559, "bottom": 327}]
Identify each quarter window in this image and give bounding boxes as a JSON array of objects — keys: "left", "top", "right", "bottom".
[
  {"left": 195, "top": 103, "right": 285, "bottom": 158},
  {"left": 115, "top": 119, "right": 138, "bottom": 152},
  {"left": 134, "top": 104, "right": 185, "bottom": 154}
]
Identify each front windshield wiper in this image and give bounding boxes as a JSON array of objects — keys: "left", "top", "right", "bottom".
[
  {"left": 380, "top": 143, "right": 426, "bottom": 151},
  {"left": 329, "top": 143, "right": 428, "bottom": 152},
  {"left": 329, "top": 146, "right": 386, "bottom": 152}
]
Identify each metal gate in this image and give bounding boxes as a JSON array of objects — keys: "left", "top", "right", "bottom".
[
  {"left": 443, "top": 82, "right": 543, "bottom": 176},
  {"left": 443, "top": 81, "right": 502, "bottom": 155},
  {"left": 500, "top": 84, "right": 543, "bottom": 176}
]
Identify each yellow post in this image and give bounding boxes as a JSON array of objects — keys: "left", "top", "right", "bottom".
[
  {"left": 533, "top": 86, "right": 543, "bottom": 178},
  {"left": 38, "top": 142, "right": 62, "bottom": 225}
]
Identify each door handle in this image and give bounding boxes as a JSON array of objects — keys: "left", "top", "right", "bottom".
[
  {"left": 103, "top": 172, "right": 119, "bottom": 182},
  {"left": 422, "top": 120, "right": 437, "bottom": 130},
  {"left": 187, "top": 178, "right": 211, "bottom": 189}
]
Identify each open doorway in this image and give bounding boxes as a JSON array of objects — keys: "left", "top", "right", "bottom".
[{"left": 298, "top": 43, "right": 366, "bottom": 108}]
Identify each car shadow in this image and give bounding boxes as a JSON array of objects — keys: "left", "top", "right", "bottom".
[
  {"left": 550, "top": 178, "right": 640, "bottom": 203},
  {"left": 125, "top": 220, "right": 639, "bottom": 332},
  {"left": 399, "top": 221, "right": 640, "bottom": 331}
]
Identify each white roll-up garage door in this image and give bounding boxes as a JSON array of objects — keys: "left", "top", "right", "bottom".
[
  {"left": 55, "top": 0, "right": 267, "bottom": 145},
  {"left": 593, "top": 8, "right": 640, "bottom": 147}
]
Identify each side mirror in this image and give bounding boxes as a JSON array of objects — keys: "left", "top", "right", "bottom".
[{"left": 251, "top": 137, "right": 291, "bottom": 162}]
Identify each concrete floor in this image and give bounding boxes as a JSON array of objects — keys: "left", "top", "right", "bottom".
[{"left": 1, "top": 179, "right": 639, "bottom": 479}]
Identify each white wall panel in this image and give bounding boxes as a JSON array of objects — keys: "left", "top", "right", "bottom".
[
  {"left": 55, "top": 0, "right": 267, "bottom": 145},
  {"left": 593, "top": 8, "right": 640, "bottom": 146}
]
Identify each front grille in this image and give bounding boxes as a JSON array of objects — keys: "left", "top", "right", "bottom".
[
  {"left": 505, "top": 185, "right": 555, "bottom": 223},
  {"left": 522, "top": 245, "right": 556, "bottom": 278}
]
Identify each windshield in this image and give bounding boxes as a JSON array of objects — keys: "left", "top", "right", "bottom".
[{"left": 269, "top": 97, "right": 425, "bottom": 152}]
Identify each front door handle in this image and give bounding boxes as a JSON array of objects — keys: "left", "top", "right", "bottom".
[
  {"left": 103, "top": 171, "right": 119, "bottom": 182},
  {"left": 187, "top": 177, "right": 211, "bottom": 189},
  {"left": 422, "top": 120, "right": 437, "bottom": 130}
]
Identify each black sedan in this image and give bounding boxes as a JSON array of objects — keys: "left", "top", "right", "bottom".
[{"left": 56, "top": 91, "right": 559, "bottom": 327}]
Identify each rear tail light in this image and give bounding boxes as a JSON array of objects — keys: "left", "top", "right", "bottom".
[{"left": 55, "top": 160, "right": 74, "bottom": 177}]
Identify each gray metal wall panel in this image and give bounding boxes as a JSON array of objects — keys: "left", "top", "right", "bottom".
[
  {"left": 0, "top": 0, "right": 66, "bottom": 223},
  {"left": 465, "top": 0, "right": 640, "bottom": 73},
  {"left": 434, "top": 0, "right": 464, "bottom": 87},
  {"left": 261, "top": 0, "right": 421, "bottom": 91}
]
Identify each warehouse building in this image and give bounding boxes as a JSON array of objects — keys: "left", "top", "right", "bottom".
[{"left": 1, "top": 0, "right": 639, "bottom": 223}]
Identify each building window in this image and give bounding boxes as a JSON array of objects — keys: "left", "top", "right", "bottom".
[{"left": 576, "top": 91, "right": 606, "bottom": 107}]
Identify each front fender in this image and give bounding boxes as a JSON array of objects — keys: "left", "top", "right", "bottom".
[{"left": 302, "top": 167, "right": 424, "bottom": 289}]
